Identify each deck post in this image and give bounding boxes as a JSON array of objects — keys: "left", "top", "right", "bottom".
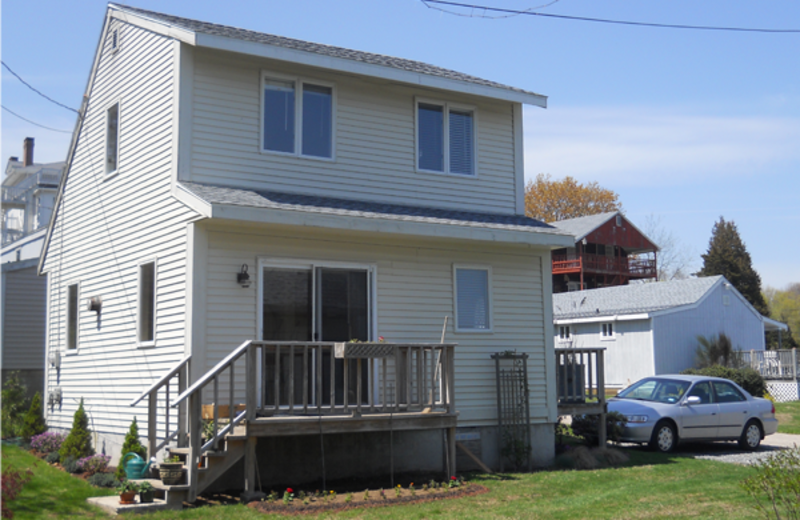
[
  {"left": 148, "top": 392, "right": 157, "bottom": 459},
  {"left": 597, "top": 349, "right": 607, "bottom": 448},
  {"left": 244, "top": 436, "right": 257, "bottom": 493},
  {"left": 447, "top": 426, "right": 456, "bottom": 478},
  {"left": 793, "top": 348, "right": 798, "bottom": 382},
  {"left": 187, "top": 392, "right": 202, "bottom": 502},
  {"left": 178, "top": 362, "right": 188, "bottom": 448}
]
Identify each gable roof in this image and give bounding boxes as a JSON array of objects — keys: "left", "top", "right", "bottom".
[
  {"left": 548, "top": 210, "right": 658, "bottom": 253},
  {"left": 553, "top": 276, "right": 724, "bottom": 320},
  {"left": 109, "top": 4, "right": 546, "bottom": 107},
  {"left": 178, "top": 181, "right": 574, "bottom": 247}
]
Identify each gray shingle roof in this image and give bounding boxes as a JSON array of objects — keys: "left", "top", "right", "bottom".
[
  {"left": 111, "top": 4, "right": 543, "bottom": 99},
  {"left": 548, "top": 212, "right": 619, "bottom": 243},
  {"left": 553, "top": 276, "right": 723, "bottom": 319},
  {"left": 180, "top": 181, "right": 569, "bottom": 234}
]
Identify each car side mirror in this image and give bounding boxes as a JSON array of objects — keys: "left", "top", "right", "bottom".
[{"left": 684, "top": 396, "right": 701, "bottom": 406}]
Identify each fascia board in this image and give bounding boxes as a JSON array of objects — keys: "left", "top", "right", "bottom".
[
  {"left": 209, "top": 203, "right": 574, "bottom": 247},
  {"left": 554, "top": 313, "right": 650, "bottom": 325},
  {"left": 109, "top": 7, "right": 196, "bottom": 45},
  {"left": 172, "top": 184, "right": 212, "bottom": 218},
  {"left": 194, "top": 33, "right": 548, "bottom": 108},
  {"left": 763, "top": 316, "right": 789, "bottom": 332},
  {"left": 1, "top": 258, "right": 40, "bottom": 273}
]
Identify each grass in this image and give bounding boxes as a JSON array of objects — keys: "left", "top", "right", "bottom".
[
  {"left": 775, "top": 400, "right": 800, "bottom": 434},
  {"left": 1, "top": 443, "right": 115, "bottom": 519},
  {"left": 3, "top": 441, "right": 769, "bottom": 520}
]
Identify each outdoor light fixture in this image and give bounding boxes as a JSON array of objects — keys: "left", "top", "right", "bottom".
[
  {"left": 87, "top": 296, "right": 102, "bottom": 313},
  {"left": 237, "top": 264, "right": 251, "bottom": 288}
]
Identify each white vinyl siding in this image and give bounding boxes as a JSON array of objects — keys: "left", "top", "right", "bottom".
[
  {"left": 454, "top": 266, "right": 491, "bottom": 332},
  {"left": 40, "top": 20, "right": 198, "bottom": 443},
  {"left": 200, "top": 222, "right": 552, "bottom": 426},
  {"left": 189, "top": 50, "right": 517, "bottom": 214}
]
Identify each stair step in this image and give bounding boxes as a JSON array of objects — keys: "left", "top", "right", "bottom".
[
  {"left": 131, "top": 478, "right": 191, "bottom": 492},
  {"left": 169, "top": 448, "right": 228, "bottom": 458}
]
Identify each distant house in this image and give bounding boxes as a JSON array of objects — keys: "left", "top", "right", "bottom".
[
  {"left": 552, "top": 276, "right": 786, "bottom": 388},
  {"left": 549, "top": 211, "right": 658, "bottom": 293},
  {"left": 1, "top": 138, "right": 64, "bottom": 398},
  {"left": 39, "top": 4, "right": 573, "bottom": 502}
]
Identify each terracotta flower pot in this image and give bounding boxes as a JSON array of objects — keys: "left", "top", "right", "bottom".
[{"left": 119, "top": 490, "right": 137, "bottom": 504}]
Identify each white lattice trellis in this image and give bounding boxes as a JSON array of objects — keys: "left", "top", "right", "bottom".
[{"left": 766, "top": 381, "right": 800, "bottom": 402}]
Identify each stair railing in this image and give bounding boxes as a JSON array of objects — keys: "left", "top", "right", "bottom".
[{"left": 130, "top": 355, "right": 191, "bottom": 458}]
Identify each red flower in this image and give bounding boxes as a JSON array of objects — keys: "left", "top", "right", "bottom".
[
  {"left": 450, "top": 476, "right": 456, "bottom": 480},
  {"left": 287, "top": 488, "right": 293, "bottom": 493}
]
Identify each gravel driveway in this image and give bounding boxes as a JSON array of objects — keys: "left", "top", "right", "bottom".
[{"left": 621, "top": 432, "right": 799, "bottom": 465}]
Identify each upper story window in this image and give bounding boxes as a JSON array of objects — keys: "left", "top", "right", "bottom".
[
  {"left": 416, "top": 99, "right": 475, "bottom": 176},
  {"left": 111, "top": 29, "right": 119, "bottom": 53},
  {"left": 105, "top": 102, "right": 119, "bottom": 176},
  {"left": 138, "top": 261, "right": 156, "bottom": 345},
  {"left": 454, "top": 266, "right": 491, "bottom": 332},
  {"left": 67, "top": 283, "right": 79, "bottom": 350},
  {"left": 262, "top": 73, "right": 334, "bottom": 159},
  {"left": 558, "top": 325, "right": 571, "bottom": 341}
]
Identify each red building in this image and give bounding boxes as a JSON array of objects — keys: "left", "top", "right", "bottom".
[{"left": 549, "top": 211, "right": 658, "bottom": 293}]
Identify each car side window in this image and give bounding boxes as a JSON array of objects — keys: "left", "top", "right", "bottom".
[
  {"left": 687, "top": 382, "right": 713, "bottom": 404},
  {"left": 712, "top": 381, "right": 746, "bottom": 403}
]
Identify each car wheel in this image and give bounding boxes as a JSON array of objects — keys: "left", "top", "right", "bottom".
[
  {"left": 739, "top": 420, "right": 762, "bottom": 451},
  {"left": 649, "top": 421, "right": 677, "bottom": 453}
]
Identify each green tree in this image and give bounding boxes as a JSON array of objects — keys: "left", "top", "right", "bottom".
[
  {"left": 695, "top": 333, "right": 735, "bottom": 368},
  {"left": 1, "top": 372, "right": 30, "bottom": 438},
  {"left": 524, "top": 173, "right": 622, "bottom": 223},
  {"left": 115, "top": 417, "right": 147, "bottom": 480},
  {"left": 764, "top": 283, "right": 800, "bottom": 349},
  {"left": 21, "top": 392, "right": 47, "bottom": 442},
  {"left": 59, "top": 398, "right": 94, "bottom": 460},
  {"left": 697, "top": 217, "right": 769, "bottom": 316}
]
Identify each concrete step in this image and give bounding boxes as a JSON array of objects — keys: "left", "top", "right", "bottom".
[{"left": 87, "top": 495, "right": 180, "bottom": 515}]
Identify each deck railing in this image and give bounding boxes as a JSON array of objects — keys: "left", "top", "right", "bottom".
[
  {"left": 166, "top": 340, "right": 455, "bottom": 500},
  {"left": 552, "top": 253, "right": 656, "bottom": 278},
  {"left": 732, "top": 349, "right": 798, "bottom": 380},
  {"left": 555, "top": 347, "right": 606, "bottom": 411}
]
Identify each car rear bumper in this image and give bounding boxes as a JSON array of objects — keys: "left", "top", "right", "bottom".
[{"left": 762, "top": 417, "right": 779, "bottom": 437}]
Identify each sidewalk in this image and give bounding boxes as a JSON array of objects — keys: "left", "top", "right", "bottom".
[{"left": 762, "top": 432, "right": 800, "bottom": 449}]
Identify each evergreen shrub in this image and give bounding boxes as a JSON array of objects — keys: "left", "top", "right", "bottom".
[
  {"left": 59, "top": 398, "right": 94, "bottom": 460},
  {"left": 88, "top": 472, "right": 118, "bottom": 488},
  {"left": 1, "top": 372, "right": 29, "bottom": 438},
  {"left": 21, "top": 392, "right": 47, "bottom": 442},
  {"left": 681, "top": 365, "right": 767, "bottom": 397},
  {"left": 62, "top": 456, "right": 80, "bottom": 474},
  {"left": 115, "top": 417, "right": 147, "bottom": 480}
]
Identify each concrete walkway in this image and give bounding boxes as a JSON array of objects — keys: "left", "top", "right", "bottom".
[{"left": 762, "top": 432, "right": 800, "bottom": 449}]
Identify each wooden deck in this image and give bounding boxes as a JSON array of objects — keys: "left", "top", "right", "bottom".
[{"left": 555, "top": 347, "right": 608, "bottom": 444}]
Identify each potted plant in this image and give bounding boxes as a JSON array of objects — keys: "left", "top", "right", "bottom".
[
  {"left": 138, "top": 481, "right": 155, "bottom": 503},
  {"left": 159, "top": 454, "right": 184, "bottom": 486},
  {"left": 117, "top": 480, "right": 139, "bottom": 504}
]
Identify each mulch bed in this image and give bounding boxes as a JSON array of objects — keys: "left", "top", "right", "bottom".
[{"left": 248, "top": 484, "right": 488, "bottom": 516}]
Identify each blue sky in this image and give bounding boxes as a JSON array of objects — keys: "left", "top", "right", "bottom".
[{"left": 3, "top": 0, "right": 798, "bottom": 289}]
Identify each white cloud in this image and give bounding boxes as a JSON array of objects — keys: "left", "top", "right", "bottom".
[{"left": 523, "top": 105, "right": 800, "bottom": 187}]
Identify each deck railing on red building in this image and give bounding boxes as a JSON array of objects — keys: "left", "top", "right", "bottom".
[{"left": 552, "top": 253, "right": 656, "bottom": 278}]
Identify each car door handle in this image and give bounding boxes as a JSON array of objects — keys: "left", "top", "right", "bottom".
[{"left": 743, "top": 411, "right": 748, "bottom": 414}]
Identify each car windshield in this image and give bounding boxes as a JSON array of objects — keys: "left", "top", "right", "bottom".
[{"left": 616, "top": 378, "right": 691, "bottom": 404}]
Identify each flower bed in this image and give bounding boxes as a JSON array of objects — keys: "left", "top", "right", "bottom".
[{"left": 249, "top": 481, "right": 487, "bottom": 515}]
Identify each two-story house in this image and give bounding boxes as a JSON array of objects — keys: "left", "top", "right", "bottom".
[
  {"left": 549, "top": 211, "right": 659, "bottom": 293},
  {"left": 40, "top": 4, "right": 573, "bottom": 504},
  {"left": 2, "top": 137, "right": 64, "bottom": 398}
]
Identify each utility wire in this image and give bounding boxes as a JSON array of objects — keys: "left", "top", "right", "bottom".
[
  {"left": 421, "top": 0, "right": 800, "bottom": 33},
  {"left": 2, "top": 61, "right": 80, "bottom": 114},
  {"left": 2, "top": 105, "right": 72, "bottom": 133}
]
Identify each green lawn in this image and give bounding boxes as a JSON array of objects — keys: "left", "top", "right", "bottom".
[
  {"left": 775, "top": 400, "right": 800, "bottom": 434},
  {"left": 1, "top": 443, "right": 115, "bottom": 519},
  {"left": 2, "top": 442, "right": 770, "bottom": 520}
]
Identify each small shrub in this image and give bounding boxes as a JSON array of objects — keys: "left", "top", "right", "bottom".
[
  {"left": 2, "top": 466, "right": 34, "bottom": 519},
  {"left": 1, "top": 372, "right": 29, "bottom": 439},
  {"left": 77, "top": 454, "right": 110, "bottom": 476},
  {"left": 681, "top": 365, "right": 766, "bottom": 397},
  {"left": 741, "top": 446, "right": 800, "bottom": 519},
  {"left": 59, "top": 398, "right": 94, "bottom": 460},
  {"left": 88, "top": 472, "right": 118, "bottom": 488},
  {"left": 20, "top": 392, "right": 47, "bottom": 442},
  {"left": 31, "top": 431, "right": 66, "bottom": 454},
  {"left": 44, "top": 451, "right": 60, "bottom": 464},
  {"left": 62, "top": 456, "right": 80, "bottom": 474},
  {"left": 115, "top": 417, "right": 147, "bottom": 480},
  {"left": 571, "top": 411, "right": 628, "bottom": 445}
]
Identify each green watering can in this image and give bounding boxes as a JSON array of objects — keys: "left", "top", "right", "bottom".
[{"left": 121, "top": 452, "right": 151, "bottom": 480}]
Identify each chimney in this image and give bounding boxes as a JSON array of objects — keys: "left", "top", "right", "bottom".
[{"left": 23, "top": 137, "right": 34, "bottom": 166}]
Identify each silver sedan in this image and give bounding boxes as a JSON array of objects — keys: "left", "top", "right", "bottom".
[{"left": 608, "top": 374, "right": 778, "bottom": 453}]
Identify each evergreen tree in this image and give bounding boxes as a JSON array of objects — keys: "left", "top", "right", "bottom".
[
  {"left": 115, "top": 417, "right": 147, "bottom": 480},
  {"left": 59, "top": 398, "right": 94, "bottom": 460},
  {"left": 21, "top": 392, "right": 47, "bottom": 442},
  {"left": 698, "top": 217, "right": 769, "bottom": 315},
  {"left": 1, "top": 372, "right": 29, "bottom": 438}
]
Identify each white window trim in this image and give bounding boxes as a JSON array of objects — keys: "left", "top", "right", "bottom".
[
  {"left": 557, "top": 325, "right": 572, "bottom": 342},
  {"left": 104, "top": 99, "right": 121, "bottom": 180},
  {"left": 137, "top": 258, "right": 157, "bottom": 348},
  {"left": 259, "top": 71, "right": 337, "bottom": 161},
  {"left": 600, "top": 322, "right": 616, "bottom": 341},
  {"left": 415, "top": 97, "right": 478, "bottom": 178},
  {"left": 453, "top": 264, "right": 493, "bottom": 334},
  {"left": 65, "top": 280, "right": 81, "bottom": 355}
]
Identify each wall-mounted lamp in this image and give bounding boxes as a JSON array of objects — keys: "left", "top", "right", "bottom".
[
  {"left": 48, "top": 387, "right": 63, "bottom": 407},
  {"left": 48, "top": 350, "right": 61, "bottom": 369},
  {"left": 237, "top": 264, "right": 251, "bottom": 288},
  {"left": 86, "top": 296, "right": 102, "bottom": 313}
]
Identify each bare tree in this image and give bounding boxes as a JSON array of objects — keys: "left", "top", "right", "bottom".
[{"left": 641, "top": 214, "right": 696, "bottom": 281}]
